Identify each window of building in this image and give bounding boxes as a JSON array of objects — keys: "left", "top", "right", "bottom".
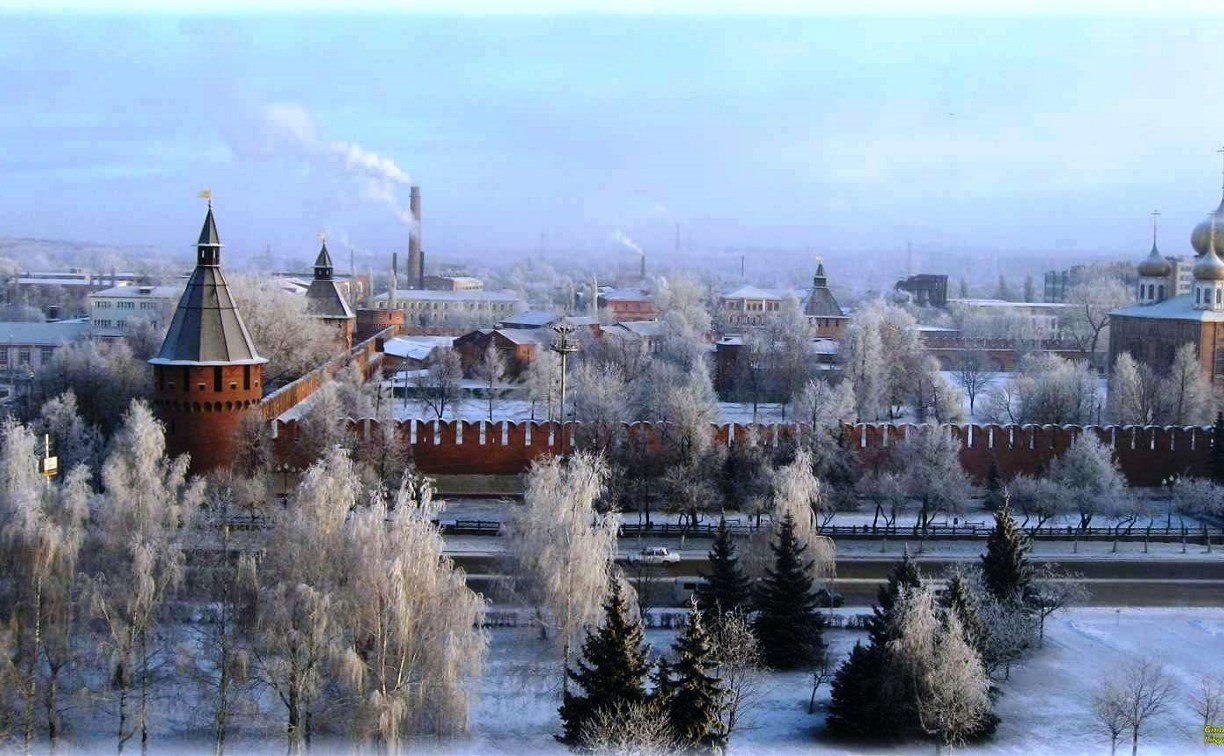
[
  {"left": 18, "top": 348, "right": 30, "bottom": 366},
  {"left": 0, "top": 349, "right": 8, "bottom": 367},
  {"left": 39, "top": 346, "right": 52, "bottom": 362},
  {"left": 214, "top": 366, "right": 223, "bottom": 392}
]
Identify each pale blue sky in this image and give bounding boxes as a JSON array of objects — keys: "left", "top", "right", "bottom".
[{"left": 2, "top": 14, "right": 1224, "bottom": 269}]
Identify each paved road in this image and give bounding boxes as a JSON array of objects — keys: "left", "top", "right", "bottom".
[{"left": 453, "top": 552, "right": 1224, "bottom": 608}]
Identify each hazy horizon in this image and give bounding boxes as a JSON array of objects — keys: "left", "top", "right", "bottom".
[{"left": 4, "top": 14, "right": 1224, "bottom": 277}]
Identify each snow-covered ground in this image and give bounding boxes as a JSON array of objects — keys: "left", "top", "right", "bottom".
[
  {"left": 457, "top": 608, "right": 1224, "bottom": 754},
  {"left": 34, "top": 609, "right": 1224, "bottom": 754}
]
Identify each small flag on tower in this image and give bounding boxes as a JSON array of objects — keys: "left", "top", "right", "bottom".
[{"left": 198, "top": 189, "right": 213, "bottom": 200}]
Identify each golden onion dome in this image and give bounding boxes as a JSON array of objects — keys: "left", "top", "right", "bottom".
[
  {"left": 1191, "top": 197, "right": 1224, "bottom": 256},
  {"left": 1137, "top": 242, "right": 1170, "bottom": 277},
  {"left": 1194, "top": 245, "right": 1224, "bottom": 281}
]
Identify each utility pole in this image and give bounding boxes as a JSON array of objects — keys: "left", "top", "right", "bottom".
[{"left": 550, "top": 324, "right": 579, "bottom": 454}]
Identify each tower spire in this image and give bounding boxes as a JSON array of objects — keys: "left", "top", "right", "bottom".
[{"left": 1151, "top": 209, "right": 1160, "bottom": 253}]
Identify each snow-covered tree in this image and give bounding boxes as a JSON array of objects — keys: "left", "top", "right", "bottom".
[
  {"left": 767, "top": 449, "right": 835, "bottom": 579},
  {"left": 911, "top": 356, "right": 967, "bottom": 424},
  {"left": 893, "top": 425, "right": 970, "bottom": 531},
  {"left": 571, "top": 362, "right": 629, "bottom": 426},
  {"left": 31, "top": 339, "right": 150, "bottom": 436},
  {"left": 504, "top": 453, "right": 619, "bottom": 688},
  {"left": 752, "top": 514, "right": 826, "bottom": 670},
  {"left": 1006, "top": 474, "right": 1068, "bottom": 531},
  {"left": 792, "top": 378, "right": 855, "bottom": 442},
  {"left": 0, "top": 419, "right": 91, "bottom": 748},
  {"left": 1192, "top": 675, "right": 1223, "bottom": 738},
  {"left": 1027, "top": 563, "right": 1088, "bottom": 645},
  {"left": 1093, "top": 659, "right": 1176, "bottom": 756},
  {"left": 980, "top": 501, "right": 1032, "bottom": 604},
  {"left": 524, "top": 348, "right": 562, "bottom": 421},
  {"left": 476, "top": 341, "right": 506, "bottom": 422},
  {"left": 339, "top": 476, "right": 487, "bottom": 745},
  {"left": 1048, "top": 432, "right": 1125, "bottom": 529},
  {"left": 1063, "top": 276, "right": 1134, "bottom": 368},
  {"left": 707, "top": 611, "right": 761, "bottom": 739},
  {"left": 32, "top": 390, "right": 102, "bottom": 477},
  {"left": 1163, "top": 343, "right": 1214, "bottom": 426},
  {"left": 952, "top": 346, "right": 991, "bottom": 417},
  {"left": 983, "top": 353, "right": 1099, "bottom": 425},
  {"left": 841, "top": 306, "right": 886, "bottom": 421},
  {"left": 694, "top": 518, "right": 752, "bottom": 622},
  {"left": 229, "top": 275, "right": 338, "bottom": 389},
  {"left": 663, "top": 604, "right": 728, "bottom": 750},
  {"left": 1108, "top": 352, "right": 1161, "bottom": 425},
  {"left": 856, "top": 471, "right": 907, "bottom": 530},
  {"left": 88, "top": 400, "right": 203, "bottom": 751}
]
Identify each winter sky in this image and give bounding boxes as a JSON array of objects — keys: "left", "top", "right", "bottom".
[{"left": 4, "top": 5, "right": 1224, "bottom": 265}]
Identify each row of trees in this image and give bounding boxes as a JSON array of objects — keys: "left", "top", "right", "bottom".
[{"left": 0, "top": 398, "right": 486, "bottom": 752}]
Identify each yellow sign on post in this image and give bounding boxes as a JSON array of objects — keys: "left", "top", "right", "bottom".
[{"left": 40, "top": 434, "right": 57, "bottom": 478}]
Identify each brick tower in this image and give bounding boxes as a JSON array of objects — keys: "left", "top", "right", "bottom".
[
  {"left": 305, "top": 238, "right": 356, "bottom": 350},
  {"left": 149, "top": 202, "right": 267, "bottom": 473}
]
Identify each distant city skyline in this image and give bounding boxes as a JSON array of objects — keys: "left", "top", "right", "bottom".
[{"left": 3, "top": 14, "right": 1224, "bottom": 267}]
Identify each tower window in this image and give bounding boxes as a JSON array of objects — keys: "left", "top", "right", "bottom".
[
  {"left": 182, "top": 366, "right": 190, "bottom": 392},
  {"left": 214, "top": 366, "right": 223, "bottom": 392},
  {"left": 243, "top": 365, "right": 251, "bottom": 391}
]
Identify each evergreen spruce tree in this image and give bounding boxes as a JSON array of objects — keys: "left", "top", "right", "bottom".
[
  {"left": 825, "top": 641, "right": 891, "bottom": 738},
  {"left": 827, "top": 555, "right": 924, "bottom": 740},
  {"left": 693, "top": 517, "right": 752, "bottom": 621},
  {"left": 984, "top": 459, "right": 1005, "bottom": 512},
  {"left": 558, "top": 578, "right": 652, "bottom": 745},
  {"left": 752, "top": 513, "right": 826, "bottom": 669},
  {"left": 980, "top": 501, "right": 1032, "bottom": 604},
  {"left": 941, "top": 573, "right": 986, "bottom": 653},
  {"left": 667, "top": 604, "right": 728, "bottom": 750},
  {"left": 1213, "top": 411, "right": 1224, "bottom": 484},
  {"left": 867, "top": 550, "right": 922, "bottom": 645}
]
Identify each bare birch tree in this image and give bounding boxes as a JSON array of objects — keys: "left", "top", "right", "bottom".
[
  {"left": 476, "top": 342, "right": 506, "bottom": 422},
  {"left": 1192, "top": 675, "right": 1223, "bottom": 737}
]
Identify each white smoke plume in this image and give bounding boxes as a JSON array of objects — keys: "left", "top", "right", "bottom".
[
  {"left": 613, "top": 229, "right": 644, "bottom": 256},
  {"left": 235, "top": 102, "right": 415, "bottom": 226}
]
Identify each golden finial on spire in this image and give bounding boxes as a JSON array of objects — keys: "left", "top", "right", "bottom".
[{"left": 198, "top": 189, "right": 213, "bottom": 208}]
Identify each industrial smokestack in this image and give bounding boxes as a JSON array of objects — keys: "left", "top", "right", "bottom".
[
  {"left": 406, "top": 185, "right": 423, "bottom": 289},
  {"left": 392, "top": 251, "right": 398, "bottom": 277},
  {"left": 639, "top": 253, "right": 646, "bottom": 281}
]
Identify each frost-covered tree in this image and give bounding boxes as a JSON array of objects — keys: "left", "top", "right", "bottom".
[
  {"left": 792, "top": 378, "right": 855, "bottom": 443},
  {"left": 1048, "top": 432, "right": 1125, "bottom": 530},
  {"left": 911, "top": 356, "right": 967, "bottom": 424},
  {"left": 476, "top": 341, "right": 506, "bottom": 422},
  {"left": 1163, "top": 343, "right": 1214, "bottom": 425},
  {"left": 570, "top": 362, "right": 629, "bottom": 426},
  {"left": 31, "top": 339, "right": 150, "bottom": 436},
  {"left": 32, "top": 390, "right": 102, "bottom": 477},
  {"left": 229, "top": 275, "right": 338, "bottom": 389},
  {"left": 1063, "top": 277, "right": 1134, "bottom": 367},
  {"left": 578, "top": 699, "right": 678, "bottom": 754},
  {"left": 841, "top": 306, "right": 885, "bottom": 421},
  {"left": 340, "top": 476, "right": 487, "bottom": 746},
  {"left": 1093, "top": 659, "right": 1176, "bottom": 756},
  {"left": 983, "top": 353, "right": 1099, "bottom": 425},
  {"left": 87, "top": 400, "right": 202, "bottom": 751},
  {"left": 524, "top": 348, "right": 562, "bottom": 421},
  {"left": 250, "top": 446, "right": 356, "bottom": 749},
  {"left": 1192, "top": 675, "right": 1223, "bottom": 738},
  {"left": 893, "top": 425, "right": 970, "bottom": 531},
  {"left": 296, "top": 381, "right": 355, "bottom": 464},
  {"left": 766, "top": 449, "right": 835, "bottom": 579},
  {"left": 1108, "top": 352, "right": 1161, "bottom": 425},
  {"left": 504, "top": 453, "right": 619, "bottom": 688},
  {"left": 1006, "top": 474, "right": 1068, "bottom": 531},
  {"left": 1027, "top": 563, "right": 1088, "bottom": 645},
  {"left": 0, "top": 419, "right": 91, "bottom": 748},
  {"left": 856, "top": 471, "right": 907, "bottom": 530},
  {"left": 707, "top": 611, "right": 761, "bottom": 739}
]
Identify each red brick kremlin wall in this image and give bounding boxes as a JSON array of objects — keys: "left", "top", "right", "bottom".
[{"left": 267, "top": 419, "right": 1213, "bottom": 487}]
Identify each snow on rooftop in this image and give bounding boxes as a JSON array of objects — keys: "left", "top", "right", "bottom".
[{"left": 1112, "top": 292, "right": 1224, "bottom": 321}]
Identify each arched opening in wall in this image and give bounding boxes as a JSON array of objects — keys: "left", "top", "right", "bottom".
[
  {"left": 192, "top": 403, "right": 201, "bottom": 413},
  {"left": 226, "top": 401, "right": 233, "bottom": 411},
  {"left": 213, "top": 402, "right": 222, "bottom": 412}
]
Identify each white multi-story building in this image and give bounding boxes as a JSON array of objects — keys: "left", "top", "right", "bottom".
[
  {"left": 372, "top": 289, "right": 526, "bottom": 329},
  {"left": 88, "top": 284, "right": 182, "bottom": 340}
]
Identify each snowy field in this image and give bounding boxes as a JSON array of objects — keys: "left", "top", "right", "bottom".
[{"left": 456, "top": 608, "right": 1224, "bottom": 754}]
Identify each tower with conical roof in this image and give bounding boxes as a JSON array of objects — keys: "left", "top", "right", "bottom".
[
  {"left": 803, "top": 258, "right": 848, "bottom": 338},
  {"left": 1137, "top": 211, "right": 1172, "bottom": 305},
  {"left": 149, "top": 201, "right": 267, "bottom": 473},
  {"left": 305, "top": 237, "right": 356, "bottom": 350}
]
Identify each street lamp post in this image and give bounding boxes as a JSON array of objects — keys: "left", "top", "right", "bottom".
[{"left": 550, "top": 323, "right": 579, "bottom": 453}]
